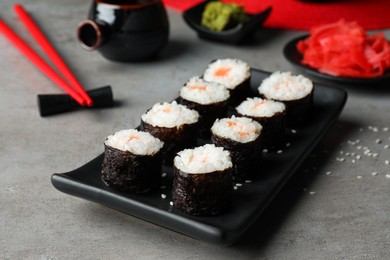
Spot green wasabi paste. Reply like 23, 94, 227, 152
201, 1, 249, 32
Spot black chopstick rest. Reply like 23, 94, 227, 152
38, 85, 113, 116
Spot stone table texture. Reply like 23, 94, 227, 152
0, 0, 389, 259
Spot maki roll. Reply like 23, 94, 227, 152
141, 101, 199, 165
203, 58, 251, 105
211, 116, 262, 181
172, 144, 233, 215
236, 97, 286, 150
179, 76, 230, 138
101, 129, 164, 194
258, 71, 314, 125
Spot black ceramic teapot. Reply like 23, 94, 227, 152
77, 0, 169, 62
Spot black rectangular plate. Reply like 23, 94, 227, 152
51, 69, 347, 246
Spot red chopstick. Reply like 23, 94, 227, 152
14, 4, 93, 107
0, 18, 87, 106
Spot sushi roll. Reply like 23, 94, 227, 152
203, 58, 251, 105
141, 101, 199, 165
236, 97, 286, 150
101, 129, 164, 194
179, 76, 230, 138
258, 71, 314, 125
211, 116, 262, 181
172, 144, 233, 215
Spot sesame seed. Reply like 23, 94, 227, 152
376, 139, 382, 144
245, 180, 252, 183
326, 171, 332, 175
291, 129, 297, 134
233, 186, 238, 190
371, 172, 378, 176
383, 127, 389, 132
277, 150, 283, 154
373, 153, 379, 157
346, 152, 351, 156
235, 183, 242, 187
356, 155, 361, 160
357, 176, 363, 179
263, 149, 268, 153
309, 191, 316, 195
160, 185, 167, 189
386, 174, 390, 178
161, 194, 167, 199
352, 159, 356, 163
368, 126, 378, 132
161, 172, 167, 178
384, 145, 389, 149
385, 160, 389, 165
170, 201, 173, 206
286, 143, 291, 147
357, 146, 362, 150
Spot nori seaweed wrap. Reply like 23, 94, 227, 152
178, 97, 228, 138
236, 97, 287, 150
280, 91, 313, 125
258, 71, 314, 126
172, 144, 233, 215
203, 58, 251, 106
101, 129, 164, 194
141, 120, 199, 165
211, 116, 262, 181
179, 77, 230, 138
140, 101, 200, 165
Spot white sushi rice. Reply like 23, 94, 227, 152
141, 101, 199, 128
258, 71, 313, 101
236, 97, 286, 118
211, 116, 262, 143
105, 129, 164, 156
203, 58, 251, 90
180, 77, 230, 105
174, 144, 232, 174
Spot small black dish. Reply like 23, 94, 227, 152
284, 35, 390, 85
182, 1, 272, 45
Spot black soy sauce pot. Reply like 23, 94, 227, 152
77, 0, 169, 62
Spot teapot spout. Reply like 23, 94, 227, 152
77, 19, 109, 50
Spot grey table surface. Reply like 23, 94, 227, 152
1, 1, 389, 259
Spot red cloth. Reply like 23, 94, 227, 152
163, 0, 390, 30
162, 0, 204, 12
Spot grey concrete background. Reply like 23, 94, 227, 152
1, 0, 389, 259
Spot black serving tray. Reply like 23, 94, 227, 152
51, 68, 347, 245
